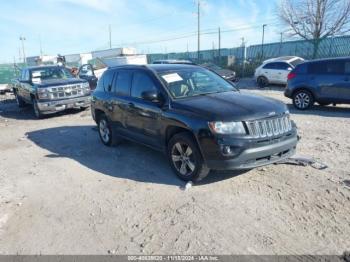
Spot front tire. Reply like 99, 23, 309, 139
293, 90, 314, 110
15, 93, 26, 108
98, 115, 121, 147
32, 98, 43, 119
257, 76, 268, 88
167, 132, 210, 182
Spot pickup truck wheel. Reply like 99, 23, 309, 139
32, 98, 43, 119
98, 115, 121, 146
15, 93, 26, 108
293, 90, 314, 110
168, 132, 210, 182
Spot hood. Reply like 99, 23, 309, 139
171, 91, 288, 122
214, 68, 235, 77
35, 78, 86, 88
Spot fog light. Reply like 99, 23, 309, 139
223, 146, 231, 155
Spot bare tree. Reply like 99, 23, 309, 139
278, 0, 350, 58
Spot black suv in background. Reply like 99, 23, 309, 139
285, 57, 350, 110
13, 66, 91, 118
91, 64, 298, 181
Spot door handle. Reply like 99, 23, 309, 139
128, 102, 135, 108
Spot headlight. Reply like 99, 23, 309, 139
209, 121, 246, 135
37, 88, 49, 99
82, 82, 90, 89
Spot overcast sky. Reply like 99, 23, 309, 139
0, 0, 284, 63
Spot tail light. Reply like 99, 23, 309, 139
287, 72, 296, 80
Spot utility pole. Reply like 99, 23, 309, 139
261, 24, 267, 60
39, 35, 43, 57
197, 0, 201, 63
218, 27, 221, 65
19, 36, 26, 64
241, 37, 245, 78
279, 32, 283, 56
109, 24, 112, 49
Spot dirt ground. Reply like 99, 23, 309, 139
0, 82, 349, 255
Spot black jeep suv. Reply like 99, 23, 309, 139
91, 64, 298, 181
13, 65, 91, 118
285, 57, 350, 110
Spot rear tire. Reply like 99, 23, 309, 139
167, 132, 210, 182
97, 115, 121, 147
293, 90, 314, 110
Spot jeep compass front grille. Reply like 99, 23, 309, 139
245, 115, 292, 138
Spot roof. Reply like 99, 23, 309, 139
263, 56, 304, 64
302, 56, 350, 64
146, 64, 199, 72
107, 64, 200, 72
25, 65, 62, 71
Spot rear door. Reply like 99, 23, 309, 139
109, 69, 133, 136
309, 60, 344, 102
124, 70, 163, 149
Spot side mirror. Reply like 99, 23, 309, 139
141, 90, 163, 103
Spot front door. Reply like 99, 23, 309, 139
124, 70, 163, 149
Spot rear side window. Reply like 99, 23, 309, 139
102, 70, 116, 92
131, 71, 157, 99
263, 63, 275, 69
309, 60, 345, 75
274, 62, 290, 70
345, 61, 350, 74
113, 70, 132, 96
308, 62, 327, 74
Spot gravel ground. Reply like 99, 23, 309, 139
0, 84, 349, 255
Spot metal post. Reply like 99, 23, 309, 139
279, 32, 283, 56
109, 24, 112, 49
241, 37, 245, 78
261, 24, 267, 59
218, 27, 221, 65
19, 36, 26, 64
197, 0, 201, 63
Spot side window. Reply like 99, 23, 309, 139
102, 70, 116, 92
275, 62, 290, 70
24, 70, 30, 81
20, 70, 26, 80
326, 61, 344, 75
113, 70, 132, 96
263, 63, 275, 69
345, 61, 350, 74
131, 71, 157, 99
308, 62, 327, 74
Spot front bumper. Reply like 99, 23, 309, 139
201, 131, 298, 170
37, 96, 91, 114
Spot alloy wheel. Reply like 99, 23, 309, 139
171, 142, 196, 176
99, 119, 110, 143
295, 92, 310, 109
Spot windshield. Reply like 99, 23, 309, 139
157, 67, 236, 99
30, 67, 74, 81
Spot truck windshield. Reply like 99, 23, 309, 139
157, 67, 236, 99
31, 67, 74, 81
